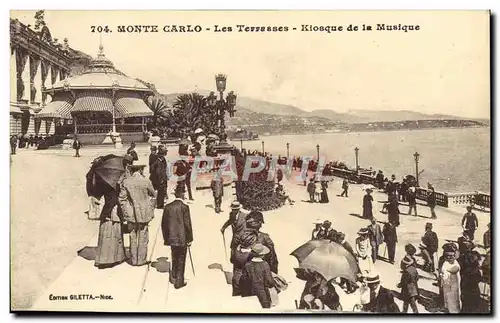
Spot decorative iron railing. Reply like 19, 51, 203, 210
448, 191, 491, 211
75, 124, 145, 134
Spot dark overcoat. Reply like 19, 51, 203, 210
161, 199, 193, 246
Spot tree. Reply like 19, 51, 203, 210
171, 93, 219, 135
146, 96, 170, 132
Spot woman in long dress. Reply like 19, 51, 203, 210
355, 228, 374, 276
363, 189, 374, 219
319, 181, 329, 203
440, 251, 461, 313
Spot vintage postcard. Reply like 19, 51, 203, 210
10, 10, 490, 314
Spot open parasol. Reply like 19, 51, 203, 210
86, 154, 128, 198
291, 240, 360, 282
207, 134, 220, 140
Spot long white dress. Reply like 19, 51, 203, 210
441, 260, 461, 313
356, 238, 375, 275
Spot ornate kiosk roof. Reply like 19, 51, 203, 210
38, 45, 154, 119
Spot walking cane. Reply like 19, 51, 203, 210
222, 232, 229, 264
188, 246, 196, 276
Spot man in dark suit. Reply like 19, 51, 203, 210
382, 221, 398, 264
399, 255, 419, 313
151, 146, 168, 209
126, 141, 139, 163
421, 222, 438, 271
148, 146, 157, 174
367, 218, 384, 263
363, 274, 400, 313
161, 186, 193, 289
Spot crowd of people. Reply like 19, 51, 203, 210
81, 138, 490, 313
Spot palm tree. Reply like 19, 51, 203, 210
173, 93, 206, 130
146, 96, 170, 128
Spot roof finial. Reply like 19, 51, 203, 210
98, 34, 104, 55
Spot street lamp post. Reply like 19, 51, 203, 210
286, 142, 290, 159
261, 141, 265, 154
414, 152, 420, 187
240, 139, 243, 150
316, 144, 320, 160
354, 147, 359, 170
211, 74, 237, 154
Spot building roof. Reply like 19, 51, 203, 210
45, 45, 152, 92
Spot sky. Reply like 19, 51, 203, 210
10, 10, 490, 118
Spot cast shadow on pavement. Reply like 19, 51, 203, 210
208, 263, 233, 285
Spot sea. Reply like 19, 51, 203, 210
232, 127, 491, 194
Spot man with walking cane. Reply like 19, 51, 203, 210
162, 186, 194, 289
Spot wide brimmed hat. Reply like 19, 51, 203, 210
230, 201, 241, 209
365, 273, 380, 284
442, 242, 458, 252
401, 255, 414, 266
251, 243, 270, 256
246, 211, 265, 224
358, 228, 369, 235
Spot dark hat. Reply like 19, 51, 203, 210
130, 164, 146, 172
466, 205, 473, 211
323, 220, 332, 227
251, 243, 270, 256
405, 244, 417, 255
442, 242, 457, 252
246, 211, 264, 224
357, 228, 369, 235
425, 222, 433, 229
365, 273, 380, 284
402, 255, 414, 266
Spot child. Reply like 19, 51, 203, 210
240, 243, 276, 308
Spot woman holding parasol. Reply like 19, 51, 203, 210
89, 155, 133, 269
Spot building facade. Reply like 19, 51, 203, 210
9, 14, 92, 136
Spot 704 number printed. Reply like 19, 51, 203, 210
91, 26, 112, 33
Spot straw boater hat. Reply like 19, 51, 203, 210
230, 201, 241, 210
401, 255, 414, 266
358, 228, 369, 235
365, 273, 380, 285
251, 243, 270, 256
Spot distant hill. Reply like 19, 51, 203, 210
159, 92, 488, 128
343, 109, 469, 123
